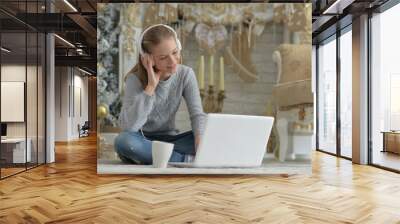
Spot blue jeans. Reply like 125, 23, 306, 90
114, 130, 196, 165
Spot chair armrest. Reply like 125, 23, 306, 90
272, 50, 282, 83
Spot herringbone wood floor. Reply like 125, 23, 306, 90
1, 135, 400, 224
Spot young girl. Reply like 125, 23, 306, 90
114, 24, 206, 165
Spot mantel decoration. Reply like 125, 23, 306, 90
197, 55, 226, 113
180, 4, 273, 83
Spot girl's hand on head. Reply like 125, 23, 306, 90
141, 53, 160, 94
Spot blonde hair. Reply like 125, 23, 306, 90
125, 25, 182, 89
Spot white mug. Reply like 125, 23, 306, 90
152, 141, 174, 168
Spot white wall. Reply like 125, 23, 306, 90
55, 66, 68, 141
1, 65, 26, 140
54, 67, 89, 141
1, 65, 26, 82
1, 65, 40, 137
1, 64, 46, 163
72, 74, 89, 138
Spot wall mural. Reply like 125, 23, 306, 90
97, 3, 313, 170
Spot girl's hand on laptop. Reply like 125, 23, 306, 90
195, 134, 201, 152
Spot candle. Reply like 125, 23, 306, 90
198, 55, 205, 89
209, 55, 214, 86
219, 56, 224, 91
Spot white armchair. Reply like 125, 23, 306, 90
272, 44, 313, 161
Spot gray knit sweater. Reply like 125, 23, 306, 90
119, 64, 206, 136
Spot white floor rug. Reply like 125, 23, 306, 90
97, 157, 311, 175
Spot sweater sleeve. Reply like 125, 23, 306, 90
182, 68, 207, 136
119, 75, 156, 132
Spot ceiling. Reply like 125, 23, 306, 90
0, 0, 97, 75
312, 0, 390, 44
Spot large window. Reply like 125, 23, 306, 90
340, 28, 352, 158
317, 25, 353, 159
318, 36, 337, 154
371, 3, 400, 171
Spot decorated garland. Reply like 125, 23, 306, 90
97, 4, 121, 127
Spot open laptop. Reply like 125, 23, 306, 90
169, 113, 274, 168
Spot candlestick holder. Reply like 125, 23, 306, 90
200, 85, 225, 113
